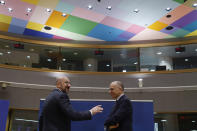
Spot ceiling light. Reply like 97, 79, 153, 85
150, 69, 155, 72
48, 50, 53, 53
134, 62, 138, 65
27, 8, 32, 12
106, 64, 110, 67
46, 8, 51, 12
156, 52, 162, 55
73, 52, 78, 55
27, 56, 30, 59
44, 26, 52, 30
165, 7, 171, 11
62, 58, 66, 61
166, 14, 171, 18
185, 58, 188, 62
192, 121, 196, 123
161, 120, 167, 122
88, 5, 93, 9
193, 3, 197, 7
30, 48, 34, 52
8, 8, 13, 12
0, 0, 5, 5
195, 49, 197, 52
133, 9, 139, 13
7, 51, 11, 54
88, 64, 92, 67
138, 78, 143, 81
47, 58, 52, 62
122, 70, 127, 72
62, 13, 66, 17
107, 6, 112, 10
166, 26, 173, 30
0, 52, 3, 55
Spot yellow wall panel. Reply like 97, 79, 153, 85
186, 30, 197, 37
45, 11, 69, 28
0, 14, 12, 24
0, 22, 9, 32
148, 21, 168, 31
26, 21, 44, 31
21, 0, 40, 5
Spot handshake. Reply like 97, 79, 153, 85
89, 105, 104, 115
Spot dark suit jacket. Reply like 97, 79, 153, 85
104, 95, 133, 131
39, 89, 92, 131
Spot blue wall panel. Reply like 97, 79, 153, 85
0, 100, 9, 131
39, 100, 154, 131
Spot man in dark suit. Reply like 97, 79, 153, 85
104, 81, 132, 131
39, 76, 103, 131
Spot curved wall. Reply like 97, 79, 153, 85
0, 66, 197, 112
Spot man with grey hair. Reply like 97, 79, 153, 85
104, 81, 133, 131
39, 76, 103, 131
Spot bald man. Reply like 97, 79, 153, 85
104, 81, 133, 131
39, 76, 103, 131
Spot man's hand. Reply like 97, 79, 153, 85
90, 105, 103, 115
109, 123, 119, 130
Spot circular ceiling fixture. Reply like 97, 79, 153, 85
166, 26, 173, 30
44, 26, 52, 30
166, 14, 171, 18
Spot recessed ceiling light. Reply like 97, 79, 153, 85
8, 8, 13, 12
150, 69, 155, 72
47, 58, 52, 62
165, 7, 171, 11
166, 26, 173, 30
0, 0, 5, 5
27, 8, 32, 12
107, 6, 112, 10
134, 62, 138, 65
30, 48, 34, 52
161, 120, 167, 122
185, 58, 188, 62
193, 3, 197, 7
106, 64, 110, 67
88, 64, 92, 67
195, 49, 197, 52
46, 8, 51, 12
133, 9, 139, 13
27, 56, 30, 59
166, 14, 171, 18
7, 51, 11, 54
62, 58, 66, 61
62, 13, 66, 17
138, 78, 143, 81
73, 52, 78, 55
156, 52, 162, 55
44, 26, 52, 30
0, 52, 3, 55
88, 5, 93, 9
48, 50, 53, 53
122, 69, 127, 72
192, 121, 196, 123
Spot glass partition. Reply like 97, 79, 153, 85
140, 44, 197, 72
9, 109, 39, 131
0, 37, 197, 72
